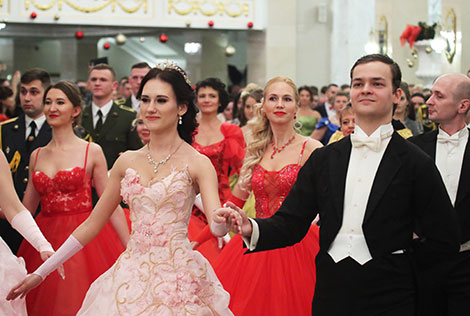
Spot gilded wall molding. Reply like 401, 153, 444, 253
25, 0, 147, 14
168, 0, 249, 18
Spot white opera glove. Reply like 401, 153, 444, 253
195, 193, 229, 237
34, 235, 83, 280
10, 210, 53, 253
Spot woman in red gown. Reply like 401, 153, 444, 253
214, 77, 322, 316
189, 78, 245, 264
16, 81, 129, 316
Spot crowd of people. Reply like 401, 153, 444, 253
0, 54, 469, 316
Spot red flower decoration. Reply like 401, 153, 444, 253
400, 24, 422, 48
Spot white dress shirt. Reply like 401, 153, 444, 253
24, 115, 46, 140
92, 100, 113, 128
131, 94, 140, 112
325, 101, 336, 118
435, 127, 468, 206
327, 123, 393, 265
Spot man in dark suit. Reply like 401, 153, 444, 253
313, 83, 338, 118
224, 54, 460, 316
124, 62, 151, 112
82, 63, 142, 169
409, 73, 470, 316
0, 68, 52, 253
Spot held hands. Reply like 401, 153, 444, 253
6, 274, 43, 301
40, 251, 65, 280
213, 202, 253, 237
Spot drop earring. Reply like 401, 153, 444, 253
178, 115, 183, 125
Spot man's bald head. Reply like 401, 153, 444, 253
436, 73, 470, 103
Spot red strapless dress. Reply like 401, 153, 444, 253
214, 163, 320, 316
17, 148, 124, 316
189, 123, 245, 264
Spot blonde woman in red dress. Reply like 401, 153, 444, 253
214, 77, 322, 316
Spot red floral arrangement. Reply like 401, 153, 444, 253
400, 22, 437, 48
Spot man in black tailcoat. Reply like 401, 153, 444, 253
225, 54, 460, 316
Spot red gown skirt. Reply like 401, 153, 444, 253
214, 225, 320, 316
17, 211, 124, 316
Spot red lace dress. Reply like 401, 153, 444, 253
214, 141, 320, 316
17, 144, 124, 316
188, 123, 245, 264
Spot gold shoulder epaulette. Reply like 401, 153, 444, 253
119, 105, 136, 113
397, 128, 413, 139
114, 98, 126, 105
0, 117, 18, 126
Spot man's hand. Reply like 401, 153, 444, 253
223, 201, 253, 237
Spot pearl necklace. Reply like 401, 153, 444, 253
147, 141, 184, 174
270, 134, 296, 159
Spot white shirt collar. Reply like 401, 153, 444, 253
438, 126, 469, 140
354, 123, 394, 139
25, 114, 46, 131
131, 94, 140, 112
92, 99, 114, 120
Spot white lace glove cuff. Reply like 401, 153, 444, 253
34, 235, 83, 280
194, 193, 203, 211
11, 210, 53, 253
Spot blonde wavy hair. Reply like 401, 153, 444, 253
239, 76, 299, 189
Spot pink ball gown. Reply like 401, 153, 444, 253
17, 144, 124, 316
77, 167, 233, 315
214, 140, 320, 316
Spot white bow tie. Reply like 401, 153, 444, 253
350, 135, 381, 152
350, 129, 393, 152
437, 133, 461, 147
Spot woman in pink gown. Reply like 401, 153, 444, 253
16, 81, 129, 316
189, 78, 245, 264
8, 65, 233, 315
214, 77, 323, 316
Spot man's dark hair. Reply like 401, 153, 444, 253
89, 63, 116, 81
320, 86, 328, 94
20, 68, 51, 90
327, 83, 338, 91
131, 62, 151, 70
309, 86, 319, 95
411, 92, 426, 101
341, 84, 350, 90
350, 54, 402, 92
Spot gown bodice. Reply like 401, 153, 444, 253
251, 164, 301, 219
120, 167, 196, 252
32, 167, 92, 216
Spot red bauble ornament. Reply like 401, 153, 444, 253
208, 20, 214, 27
75, 30, 84, 39
247, 22, 254, 28
103, 43, 110, 50
30, 12, 37, 19
159, 34, 168, 43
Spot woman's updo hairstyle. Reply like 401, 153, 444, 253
43, 80, 83, 127
136, 64, 198, 144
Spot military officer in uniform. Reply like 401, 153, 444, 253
81, 63, 142, 170
0, 68, 52, 253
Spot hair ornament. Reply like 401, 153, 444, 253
155, 61, 192, 87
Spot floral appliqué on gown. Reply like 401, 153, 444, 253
77, 168, 233, 316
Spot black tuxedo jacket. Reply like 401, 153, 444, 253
409, 130, 470, 244
81, 102, 142, 169
254, 132, 460, 258
313, 103, 328, 118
